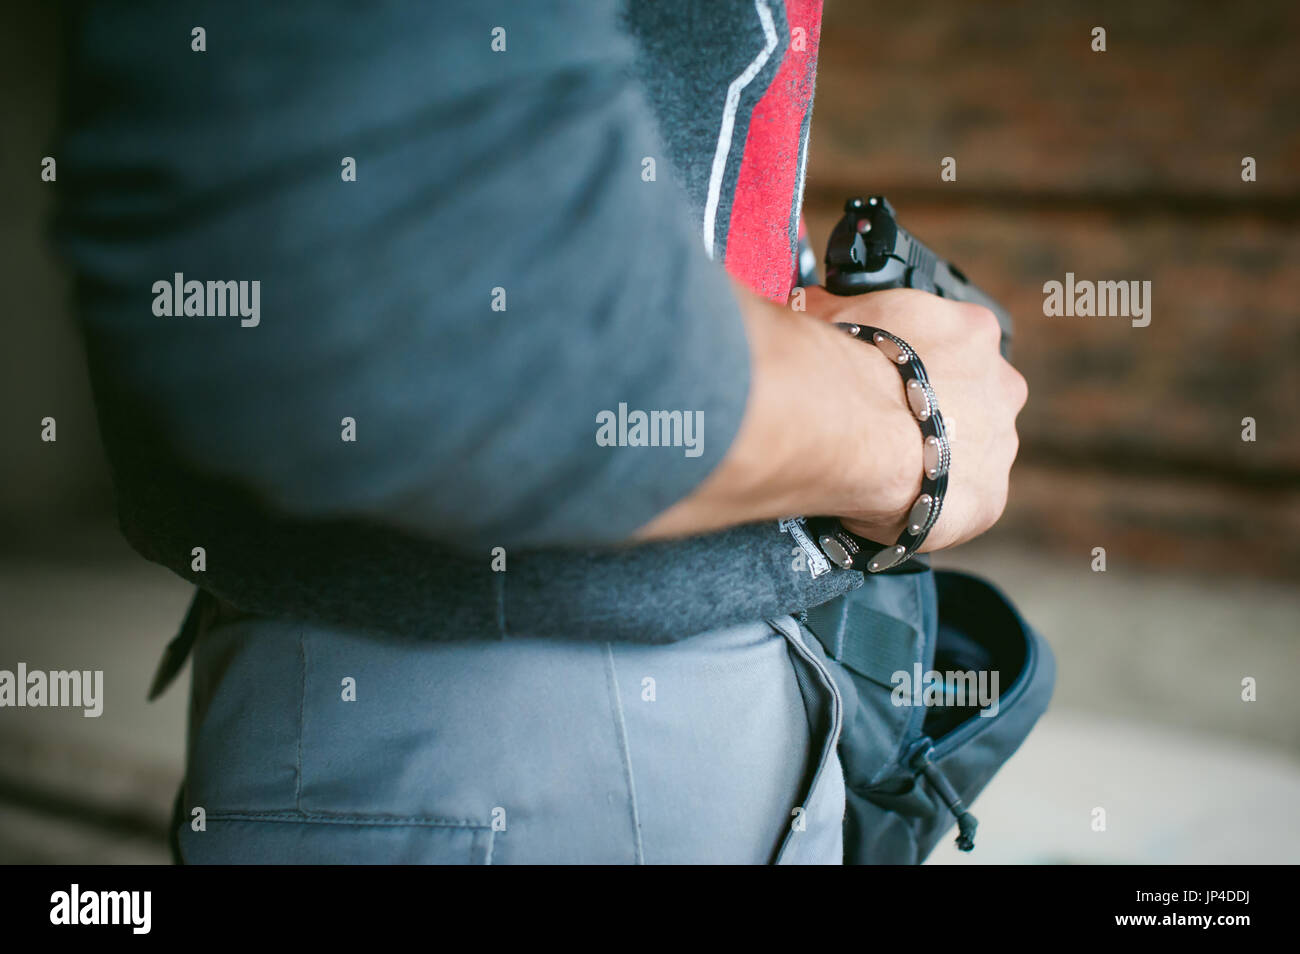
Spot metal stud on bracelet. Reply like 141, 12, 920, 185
810, 324, 950, 574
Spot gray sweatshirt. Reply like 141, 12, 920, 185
55, 0, 861, 642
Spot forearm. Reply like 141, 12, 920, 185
58, 1, 764, 552
636, 280, 919, 541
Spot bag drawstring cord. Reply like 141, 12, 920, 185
909, 741, 979, 851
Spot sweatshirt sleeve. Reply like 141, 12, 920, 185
54, 0, 751, 550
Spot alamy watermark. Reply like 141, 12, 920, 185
1042, 273, 1151, 327
50, 884, 150, 934
152, 273, 260, 327
891, 663, 1000, 718
0, 664, 103, 717
596, 403, 704, 458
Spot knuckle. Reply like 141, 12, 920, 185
965, 304, 1000, 339
1007, 366, 1029, 405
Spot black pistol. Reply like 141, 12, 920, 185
821, 196, 1013, 359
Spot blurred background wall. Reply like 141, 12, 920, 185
1, 0, 1297, 863
805, 0, 1300, 581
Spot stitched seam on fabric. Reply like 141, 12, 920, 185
788, 638, 819, 738
773, 616, 819, 737
603, 643, 645, 864
767, 615, 844, 864
909, 573, 922, 632
901, 571, 932, 743
495, 572, 507, 638
203, 809, 491, 828
295, 629, 305, 811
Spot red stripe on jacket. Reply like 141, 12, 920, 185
724, 0, 822, 303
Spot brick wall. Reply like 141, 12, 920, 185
803, 0, 1300, 579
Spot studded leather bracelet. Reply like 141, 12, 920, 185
806, 323, 950, 574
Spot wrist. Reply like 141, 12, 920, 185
823, 324, 922, 529
634, 284, 920, 541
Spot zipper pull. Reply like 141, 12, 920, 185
908, 740, 979, 852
